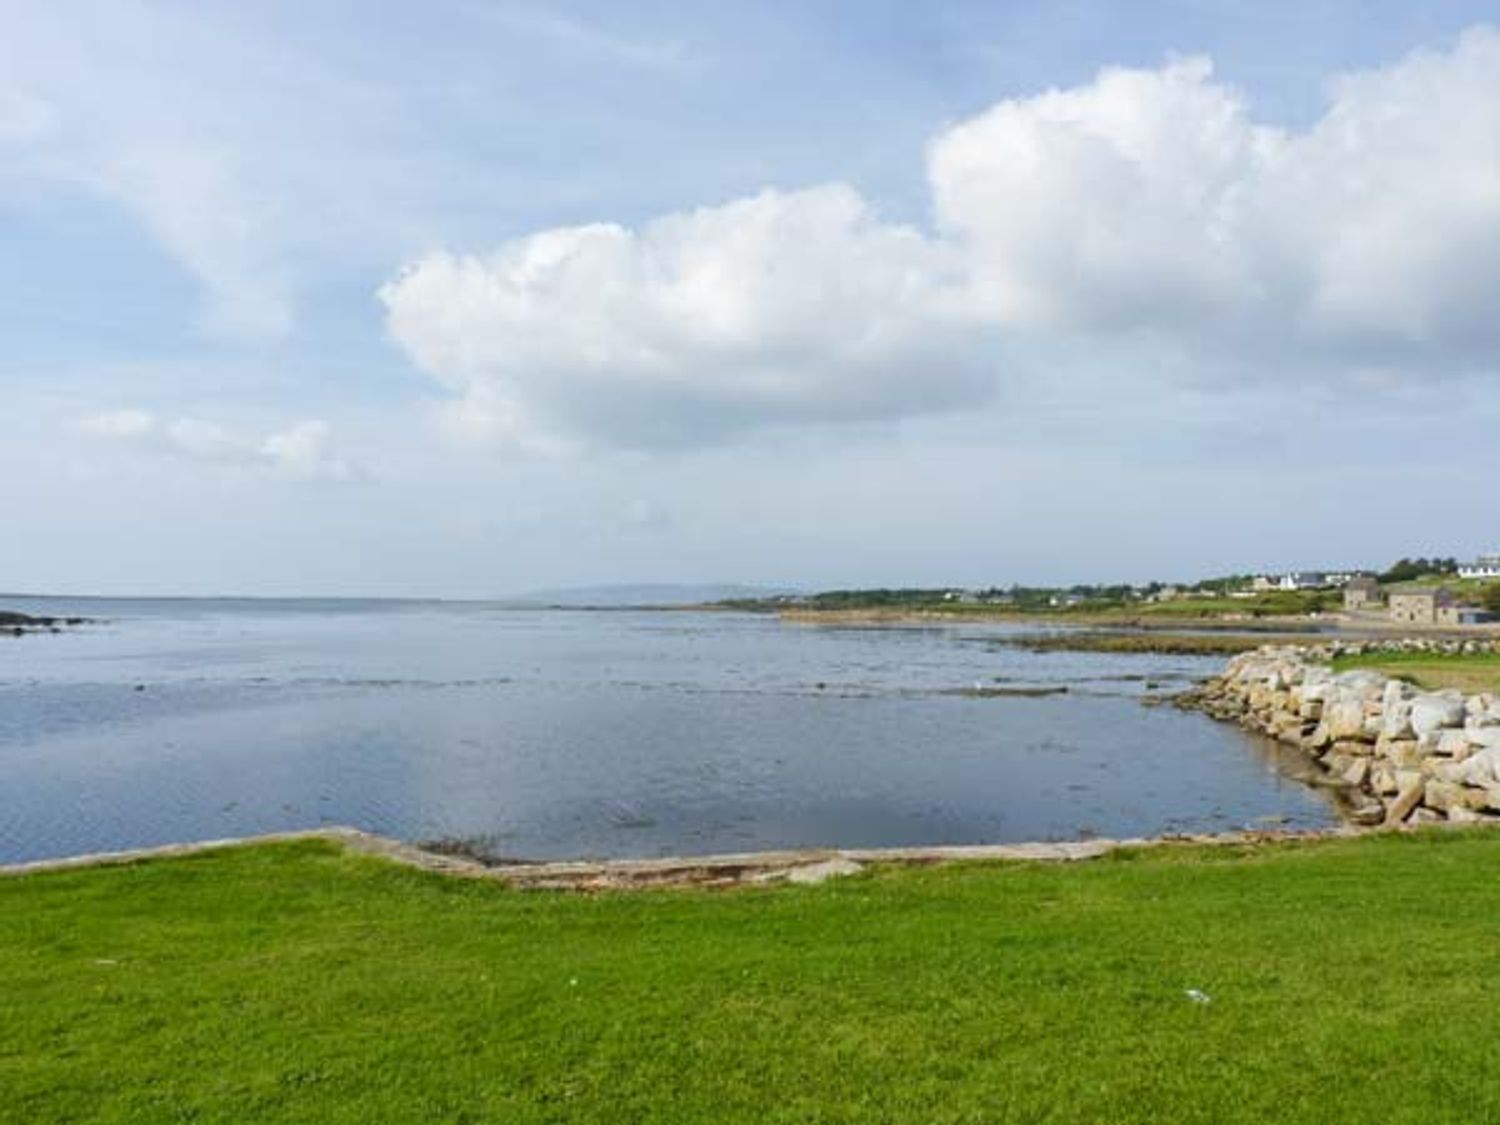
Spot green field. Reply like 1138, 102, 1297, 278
7, 832, 1500, 1122
1331, 649, 1500, 694
1013, 630, 1317, 655
776, 589, 1333, 626
1121, 591, 1335, 618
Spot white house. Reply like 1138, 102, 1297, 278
1458, 554, 1500, 580
1278, 572, 1328, 591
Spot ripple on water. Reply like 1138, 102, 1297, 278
0, 607, 1338, 864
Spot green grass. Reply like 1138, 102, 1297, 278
8, 834, 1500, 1122
1126, 591, 1335, 618
1014, 631, 1315, 655
779, 592, 1330, 626
1331, 650, 1500, 694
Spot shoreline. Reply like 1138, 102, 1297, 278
0, 822, 1377, 890
776, 607, 1329, 630
776, 605, 1500, 635
1179, 638, 1500, 829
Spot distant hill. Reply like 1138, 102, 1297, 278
505, 584, 799, 608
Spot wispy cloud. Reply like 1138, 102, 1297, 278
77, 409, 364, 481
475, 5, 695, 72
0, 2, 461, 343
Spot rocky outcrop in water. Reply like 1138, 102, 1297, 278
0, 610, 89, 636
1180, 639, 1500, 827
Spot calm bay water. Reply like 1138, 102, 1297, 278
0, 599, 1336, 863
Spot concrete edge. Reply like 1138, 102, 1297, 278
0, 822, 1377, 889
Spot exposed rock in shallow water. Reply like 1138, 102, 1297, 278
1, 610, 91, 635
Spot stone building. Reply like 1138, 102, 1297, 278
1343, 576, 1381, 610
1389, 587, 1455, 625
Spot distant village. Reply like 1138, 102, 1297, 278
1254, 555, 1500, 626
748, 552, 1500, 626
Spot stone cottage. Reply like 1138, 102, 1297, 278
1388, 587, 1456, 625
1343, 576, 1381, 610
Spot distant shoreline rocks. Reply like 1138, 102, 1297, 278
1, 610, 91, 636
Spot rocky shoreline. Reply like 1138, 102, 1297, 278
1179, 639, 1500, 827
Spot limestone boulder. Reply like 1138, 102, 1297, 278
1303, 726, 1332, 754
1430, 760, 1467, 783
1336, 669, 1388, 701
1324, 699, 1370, 742
1299, 676, 1334, 704
1384, 777, 1425, 825
1424, 780, 1492, 813
1411, 692, 1468, 738
1467, 727, 1500, 752
1381, 700, 1415, 740
1383, 679, 1414, 714
1370, 763, 1398, 796
1453, 747, 1500, 787
1436, 729, 1479, 759
1381, 739, 1423, 768
1464, 695, 1499, 724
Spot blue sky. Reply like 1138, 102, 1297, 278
4, 1, 1499, 596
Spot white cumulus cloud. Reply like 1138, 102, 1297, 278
381, 184, 985, 451
928, 55, 1276, 330
382, 27, 1500, 453
930, 27, 1500, 361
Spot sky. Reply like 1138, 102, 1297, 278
4, 0, 1499, 597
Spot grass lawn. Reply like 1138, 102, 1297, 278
6, 833, 1500, 1123
1331, 649, 1500, 694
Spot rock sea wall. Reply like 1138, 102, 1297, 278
1182, 639, 1500, 827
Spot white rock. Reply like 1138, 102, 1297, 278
1300, 677, 1334, 704
1383, 680, 1412, 711
1469, 728, 1500, 752
1381, 700, 1415, 740
1411, 692, 1468, 738
1336, 670, 1388, 699
1454, 747, 1500, 787
785, 858, 864, 885
1324, 700, 1369, 742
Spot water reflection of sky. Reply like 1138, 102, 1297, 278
0, 605, 1337, 863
